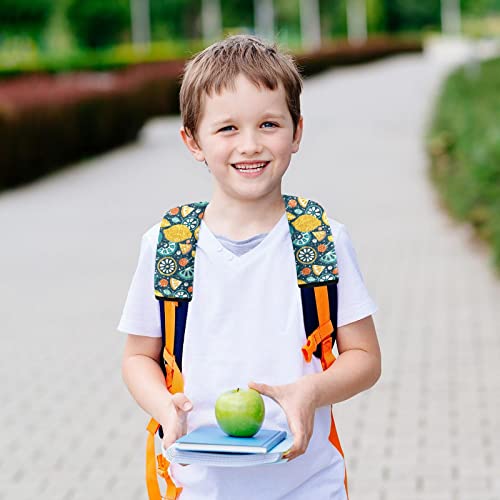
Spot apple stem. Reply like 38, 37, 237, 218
236, 388, 240, 392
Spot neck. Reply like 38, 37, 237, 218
203, 187, 286, 239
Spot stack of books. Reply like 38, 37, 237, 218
163, 425, 292, 467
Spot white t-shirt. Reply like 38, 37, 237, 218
118, 211, 377, 500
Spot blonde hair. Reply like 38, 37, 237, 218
179, 34, 303, 141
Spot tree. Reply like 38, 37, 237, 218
221, 0, 253, 31
254, 0, 275, 41
150, 0, 201, 40
67, 0, 130, 49
300, 0, 321, 49
383, 0, 441, 32
0, 0, 53, 39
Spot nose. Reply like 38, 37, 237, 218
237, 129, 263, 156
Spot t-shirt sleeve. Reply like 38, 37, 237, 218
117, 229, 162, 337
335, 224, 378, 327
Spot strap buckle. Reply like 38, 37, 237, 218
157, 454, 168, 477
301, 320, 334, 362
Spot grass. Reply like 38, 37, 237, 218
427, 55, 500, 275
0, 39, 205, 77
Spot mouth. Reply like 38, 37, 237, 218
231, 161, 270, 172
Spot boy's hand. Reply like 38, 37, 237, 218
248, 378, 316, 461
161, 393, 193, 450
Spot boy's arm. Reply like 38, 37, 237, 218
305, 314, 381, 407
249, 315, 380, 460
121, 334, 193, 445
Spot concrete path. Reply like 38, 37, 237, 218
1, 39, 499, 500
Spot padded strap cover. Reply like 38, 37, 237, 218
154, 195, 339, 301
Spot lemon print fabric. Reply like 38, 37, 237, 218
155, 201, 208, 301
154, 195, 339, 301
283, 194, 339, 286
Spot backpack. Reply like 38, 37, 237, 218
145, 194, 347, 499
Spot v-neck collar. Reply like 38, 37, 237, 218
199, 212, 288, 264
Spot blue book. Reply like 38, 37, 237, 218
175, 425, 287, 454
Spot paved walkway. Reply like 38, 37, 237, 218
1, 39, 499, 500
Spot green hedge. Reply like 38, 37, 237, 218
428, 57, 500, 274
0, 37, 421, 191
0, 61, 183, 189
0, 41, 204, 79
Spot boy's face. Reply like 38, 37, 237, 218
181, 74, 303, 203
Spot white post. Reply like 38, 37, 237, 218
202, 0, 223, 42
299, 0, 321, 50
441, 0, 462, 36
254, 0, 274, 42
346, 0, 367, 44
130, 0, 151, 49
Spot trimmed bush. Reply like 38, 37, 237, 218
428, 57, 500, 274
0, 60, 183, 189
295, 36, 421, 75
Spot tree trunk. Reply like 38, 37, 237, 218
441, 0, 461, 36
130, 0, 151, 49
202, 0, 223, 42
299, 0, 321, 50
347, 0, 367, 44
254, 0, 274, 42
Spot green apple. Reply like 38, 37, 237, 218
215, 388, 265, 437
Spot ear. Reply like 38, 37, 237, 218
291, 116, 303, 154
180, 127, 205, 162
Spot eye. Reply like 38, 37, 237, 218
261, 121, 278, 128
218, 125, 235, 132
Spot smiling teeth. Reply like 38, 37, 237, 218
234, 162, 268, 170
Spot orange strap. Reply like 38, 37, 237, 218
302, 286, 349, 497
301, 319, 333, 362
163, 348, 184, 394
301, 286, 335, 363
145, 301, 183, 500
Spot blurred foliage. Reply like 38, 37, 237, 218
384, 0, 440, 31
0, 0, 499, 74
1, 0, 500, 57
462, 0, 500, 16
66, 0, 131, 49
0, 0, 53, 40
428, 57, 500, 273
0, 40, 205, 78
150, 0, 201, 40
221, 0, 253, 28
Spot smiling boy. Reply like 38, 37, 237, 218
119, 35, 381, 499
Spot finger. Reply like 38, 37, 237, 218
171, 393, 193, 412
282, 439, 305, 461
248, 381, 277, 399
282, 427, 309, 461
162, 430, 178, 449
282, 437, 299, 461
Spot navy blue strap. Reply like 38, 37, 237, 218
300, 283, 338, 359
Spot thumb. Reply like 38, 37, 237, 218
248, 381, 276, 399
171, 393, 193, 412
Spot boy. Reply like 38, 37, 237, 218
119, 35, 381, 499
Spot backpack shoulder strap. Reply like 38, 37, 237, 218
283, 194, 339, 287
147, 201, 207, 500
283, 195, 339, 362
285, 195, 346, 492
154, 201, 208, 302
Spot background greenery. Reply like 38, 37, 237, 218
428, 57, 500, 273
1, 0, 499, 274
1, 0, 499, 76
2, 0, 500, 52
